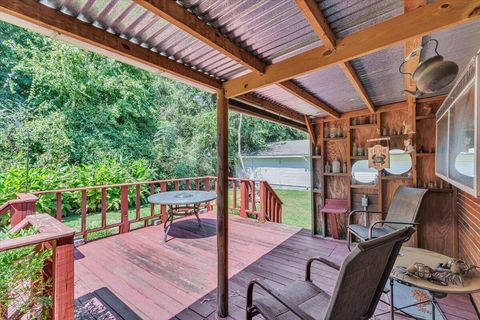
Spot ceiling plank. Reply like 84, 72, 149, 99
238, 94, 305, 123
133, 0, 265, 75
224, 0, 480, 97
0, 0, 222, 90
278, 81, 340, 118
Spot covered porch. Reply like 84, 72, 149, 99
1, 0, 480, 319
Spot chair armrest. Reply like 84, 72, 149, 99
368, 221, 419, 239
347, 210, 385, 225
306, 257, 340, 282
246, 280, 315, 320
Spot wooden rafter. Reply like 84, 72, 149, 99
279, 81, 340, 118
238, 94, 305, 123
133, 0, 265, 75
224, 0, 480, 97
296, 0, 375, 113
0, 0, 221, 90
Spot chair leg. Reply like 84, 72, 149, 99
347, 229, 352, 251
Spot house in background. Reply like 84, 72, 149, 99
237, 140, 311, 190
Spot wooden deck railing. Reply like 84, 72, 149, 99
1, 176, 282, 243
0, 213, 75, 320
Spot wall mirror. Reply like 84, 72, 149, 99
351, 160, 378, 185
384, 149, 412, 175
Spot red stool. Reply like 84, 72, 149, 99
320, 199, 348, 239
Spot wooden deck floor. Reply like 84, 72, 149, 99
73, 212, 478, 320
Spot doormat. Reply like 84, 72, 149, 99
75, 287, 142, 320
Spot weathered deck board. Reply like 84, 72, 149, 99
74, 212, 478, 320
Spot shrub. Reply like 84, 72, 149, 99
0, 227, 52, 319
0, 158, 153, 216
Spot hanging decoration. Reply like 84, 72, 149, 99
367, 137, 391, 171
399, 39, 458, 97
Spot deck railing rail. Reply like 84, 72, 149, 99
0, 213, 75, 320
1, 176, 282, 243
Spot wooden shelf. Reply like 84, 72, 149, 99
350, 156, 367, 160
380, 134, 411, 139
381, 175, 413, 180
312, 190, 322, 194
416, 114, 435, 121
324, 137, 347, 142
416, 153, 435, 157
324, 173, 349, 177
311, 155, 322, 159
350, 185, 378, 190
426, 188, 453, 193
350, 123, 377, 129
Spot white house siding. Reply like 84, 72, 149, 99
239, 157, 311, 190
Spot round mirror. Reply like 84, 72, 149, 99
384, 149, 412, 175
351, 160, 377, 184
455, 148, 474, 177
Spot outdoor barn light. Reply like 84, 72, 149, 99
399, 39, 459, 97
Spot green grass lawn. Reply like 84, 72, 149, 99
61, 188, 312, 240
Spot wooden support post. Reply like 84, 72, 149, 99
81, 190, 87, 242
239, 181, 248, 218
120, 186, 130, 233
56, 192, 62, 221
52, 235, 74, 320
101, 188, 107, 228
259, 182, 267, 223
9, 193, 38, 226
160, 182, 167, 223
216, 87, 229, 318
204, 177, 212, 211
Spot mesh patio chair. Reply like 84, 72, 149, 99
246, 226, 415, 320
347, 186, 427, 251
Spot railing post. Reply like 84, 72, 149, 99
52, 235, 74, 320
204, 177, 212, 211
160, 182, 167, 223
9, 193, 38, 226
120, 186, 130, 233
259, 182, 267, 223
240, 181, 248, 218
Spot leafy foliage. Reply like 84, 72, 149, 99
0, 20, 305, 195
0, 227, 52, 319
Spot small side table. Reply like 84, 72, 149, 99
320, 199, 348, 239
383, 247, 480, 320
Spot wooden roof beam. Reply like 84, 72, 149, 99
133, 0, 265, 75
278, 81, 340, 118
238, 94, 305, 124
224, 0, 480, 97
229, 99, 308, 132
0, 0, 221, 90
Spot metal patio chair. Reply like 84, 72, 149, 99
246, 226, 415, 320
347, 186, 427, 251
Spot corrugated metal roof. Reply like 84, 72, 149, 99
293, 65, 365, 113
32, 0, 480, 120
244, 139, 310, 157
350, 44, 406, 106
253, 85, 328, 117
318, 0, 403, 38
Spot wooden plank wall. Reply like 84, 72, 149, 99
457, 190, 480, 306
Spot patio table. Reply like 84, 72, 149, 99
148, 190, 216, 242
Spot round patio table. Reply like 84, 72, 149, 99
147, 190, 216, 242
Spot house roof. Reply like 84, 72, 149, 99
243, 139, 310, 158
